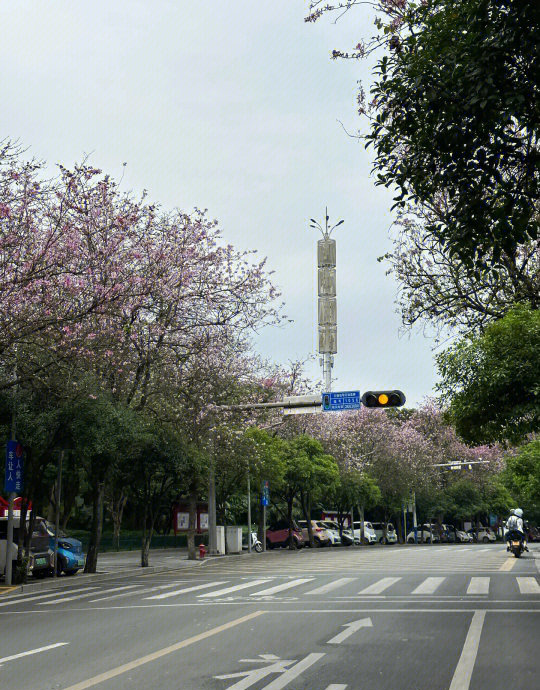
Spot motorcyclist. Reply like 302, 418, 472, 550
505, 508, 529, 552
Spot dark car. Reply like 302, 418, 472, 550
266, 519, 304, 550
526, 525, 539, 542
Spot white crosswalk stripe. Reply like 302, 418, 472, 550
0, 586, 101, 608
516, 577, 540, 594
304, 577, 356, 595
249, 578, 314, 596
145, 581, 229, 600
198, 579, 271, 598
39, 584, 141, 605
411, 577, 446, 594
358, 577, 401, 595
90, 581, 187, 602
467, 577, 490, 594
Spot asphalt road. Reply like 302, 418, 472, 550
0, 543, 538, 690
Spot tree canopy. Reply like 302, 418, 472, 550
437, 304, 540, 444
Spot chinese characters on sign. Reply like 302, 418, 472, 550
4, 440, 23, 493
261, 480, 269, 507
322, 391, 361, 412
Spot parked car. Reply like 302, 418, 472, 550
406, 524, 441, 543
467, 527, 496, 543
0, 516, 53, 579
319, 520, 354, 546
455, 528, 473, 543
297, 520, 331, 547
43, 520, 85, 575
351, 521, 377, 545
265, 519, 304, 549
371, 522, 398, 544
442, 524, 457, 543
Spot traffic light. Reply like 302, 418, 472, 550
361, 390, 406, 408
322, 394, 331, 410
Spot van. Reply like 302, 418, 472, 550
0, 517, 53, 579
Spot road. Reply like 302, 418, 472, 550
0, 543, 538, 690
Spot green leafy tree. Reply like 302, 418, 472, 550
437, 305, 540, 444
504, 441, 540, 523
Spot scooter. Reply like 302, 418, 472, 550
243, 532, 263, 553
507, 530, 525, 558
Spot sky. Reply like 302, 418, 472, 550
0, 0, 439, 406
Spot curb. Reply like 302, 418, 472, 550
2, 550, 254, 596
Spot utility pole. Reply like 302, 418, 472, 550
310, 209, 343, 392
246, 466, 251, 554
53, 450, 64, 577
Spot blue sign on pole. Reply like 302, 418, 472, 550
261, 480, 269, 507
5, 440, 23, 493
322, 391, 361, 412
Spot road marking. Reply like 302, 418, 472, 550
516, 577, 540, 594
263, 652, 325, 690
304, 577, 356, 595
145, 581, 229, 600
198, 579, 270, 598
0, 586, 100, 607
327, 617, 373, 644
249, 578, 314, 596
62, 610, 265, 690
0, 586, 18, 596
499, 557, 517, 571
466, 577, 490, 595
412, 577, 445, 594
39, 584, 140, 605
358, 577, 401, 595
325, 686, 347, 689
0, 642, 69, 665
90, 582, 186, 602
449, 611, 486, 690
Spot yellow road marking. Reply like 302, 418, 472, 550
0, 586, 19, 596
499, 558, 517, 571
63, 609, 265, 690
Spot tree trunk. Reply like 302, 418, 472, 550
84, 481, 105, 574
359, 505, 365, 545
287, 497, 296, 549
187, 492, 197, 560
111, 493, 127, 551
300, 491, 314, 547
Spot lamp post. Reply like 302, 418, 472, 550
310, 209, 343, 392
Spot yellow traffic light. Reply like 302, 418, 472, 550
361, 390, 406, 408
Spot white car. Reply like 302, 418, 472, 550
371, 521, 398, 544
351, 520, 377, 544
468, 527, 496, 543
456, 529, 473, 543
317, 520, 341, 545
406, 524, 441, 543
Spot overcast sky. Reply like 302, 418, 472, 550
1, 0, 438, 406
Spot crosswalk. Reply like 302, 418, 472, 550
1, 574, 539, 609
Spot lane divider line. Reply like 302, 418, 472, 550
0, 642, 69, 665
448, 611, 486, 690
61, 611, 265, 690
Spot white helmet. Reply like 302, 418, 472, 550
514, 508, 523, 518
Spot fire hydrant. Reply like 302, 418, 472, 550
199, 543, 206, 560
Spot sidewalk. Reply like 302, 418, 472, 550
1, 547, 251, 596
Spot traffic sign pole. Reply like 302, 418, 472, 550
5, 492, 14, 585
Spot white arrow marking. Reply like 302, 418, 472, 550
327, 618, 373, 644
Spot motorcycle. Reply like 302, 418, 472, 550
507, 530, 524, 558
243, 531, 263, 552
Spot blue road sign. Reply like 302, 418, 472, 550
261, 480, 269, 506
322, 391, 361, 412
5, 440, 23, 493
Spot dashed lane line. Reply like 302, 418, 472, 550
0, 642, 69, 666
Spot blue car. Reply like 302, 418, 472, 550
43, 520, 86, 575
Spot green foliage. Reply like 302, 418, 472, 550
504, 441, 540, 519
366, 0, 540, 269
437, 305, 540, 444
